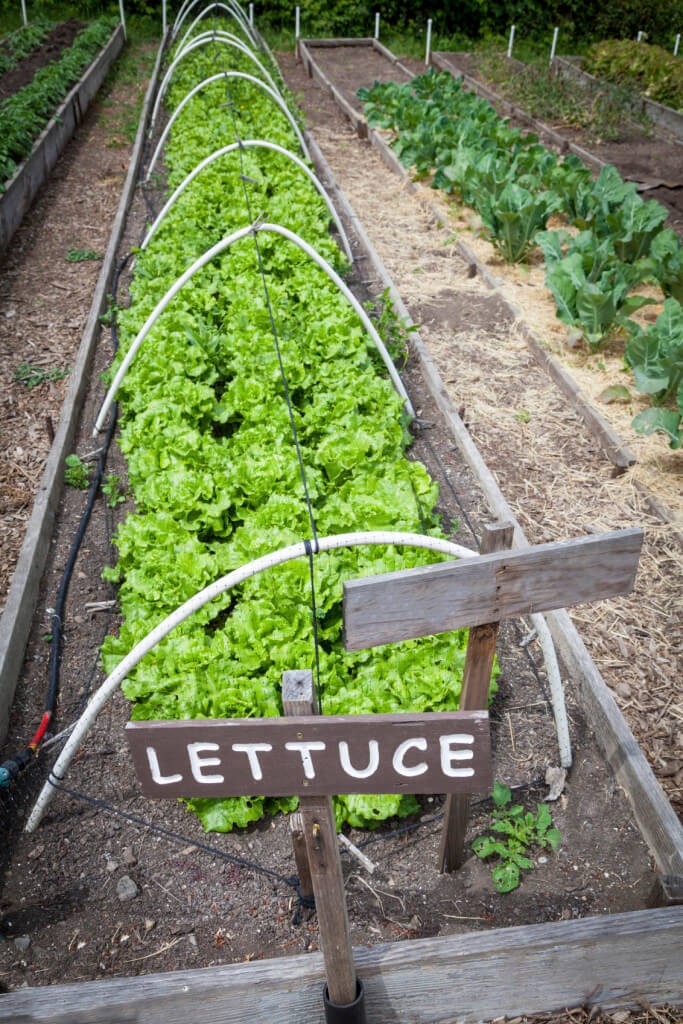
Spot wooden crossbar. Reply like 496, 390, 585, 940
343, 528, 643, 651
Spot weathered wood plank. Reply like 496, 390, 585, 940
439, 523, 513, 872
344, 528, 643, 650
546, 608, 683, 878
1, 907, 680, 1023
282, 671, 357, 1007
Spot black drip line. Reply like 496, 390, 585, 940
219, 68, 324, 713
45, 775, 315, 923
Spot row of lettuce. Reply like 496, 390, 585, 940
0, 17, 117, 190
359, 71, 683, 449
583, 39, 683, 113
101, 28, 481, 832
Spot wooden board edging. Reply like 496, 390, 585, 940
0, 36, 166, 745
299, 41, 636, 471
300, 119, 683, 878
0, 24, 125, 252
0, 906, 680, 1023
552, 55, 683, 141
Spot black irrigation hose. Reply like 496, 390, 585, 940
45, 776, 315, 921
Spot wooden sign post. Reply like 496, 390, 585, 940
343, 525, 643, 871
126, 675, 493, 1019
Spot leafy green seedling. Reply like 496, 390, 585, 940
472, 781, 561, 893
101, 473, 126, 507
514, 409, 531, 423
13, 362, 69, 389
66, 247, 103, 262
64, 454, 89, 490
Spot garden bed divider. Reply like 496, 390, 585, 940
0, 23, 126, 253
297, 38, 637, 471
298, 121, 683, 886
552, 56, 683, 143
0, 34, 166, 745
0, 906, 680, 1022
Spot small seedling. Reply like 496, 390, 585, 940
66, 247, 103, 262
366, 287, 418, 366
514, 409, 531, 423
13, 362, 69, 389
472, 781, 561, 893
64, 454, 90, 490
101, 473, 126, 507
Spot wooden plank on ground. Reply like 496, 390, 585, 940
1, 906, 680, 1023
344, 528, 643, 650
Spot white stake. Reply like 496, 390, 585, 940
118, 0, 127, 40
675, 34, 681, 56
162, 0, 167, 37
249, 3, 254, 27
425, 18, 432, 67
637, 30, 644, 42
549, 25, 558, 65
295, 5, 300, 38
507, 24, 515, 59
374, 12, 380, 40
20, 0, 28, 26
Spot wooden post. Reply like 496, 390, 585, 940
439, 522, 514, 872
290, 811, 314, 908
282, 670, 357, 1007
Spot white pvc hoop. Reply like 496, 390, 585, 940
176, 9, 253, 54
174, 0, 254, 45
141, 139, 353, 264
146, 71, 309, 181
95, 221, 411, 434
25, 530, 474, 832
150, 33, 282, 131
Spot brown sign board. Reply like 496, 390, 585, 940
126, 711, 492, 799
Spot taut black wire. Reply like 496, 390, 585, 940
217, 60, 324, 710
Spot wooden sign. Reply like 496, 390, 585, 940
343, 528, 643, 650
126, 711, 492, 798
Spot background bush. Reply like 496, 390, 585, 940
1, 0, 682, 47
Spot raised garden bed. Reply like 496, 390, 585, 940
0, 25, 681, 1024
0, 20, 125, 252
552, 55, 683, 141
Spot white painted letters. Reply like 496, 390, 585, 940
338, 740, 380, 779
187, 742, 224, 784
146, 746, 183, 785
392, 737, 428, 777
232, 743, 273, 781
285, 740, 326, 779
440, 733, 475, 777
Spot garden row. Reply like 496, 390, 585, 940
0, 15, 116, 190
582, 38, 683, 113
0, 17, 52, 78
102, 21, 490, 833
359, 69, 683, 449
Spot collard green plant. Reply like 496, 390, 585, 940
472, 781, 561, 893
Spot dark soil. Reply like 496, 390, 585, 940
0, 20, 85, 102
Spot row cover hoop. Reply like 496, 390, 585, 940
26, 530, 477, 832
146, 71, 310, 180
176, 5, 256, 53
174, 0, 255, 47
95, 221, 413, 434
150, 32, 283, 132
141, 139, 354, 264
